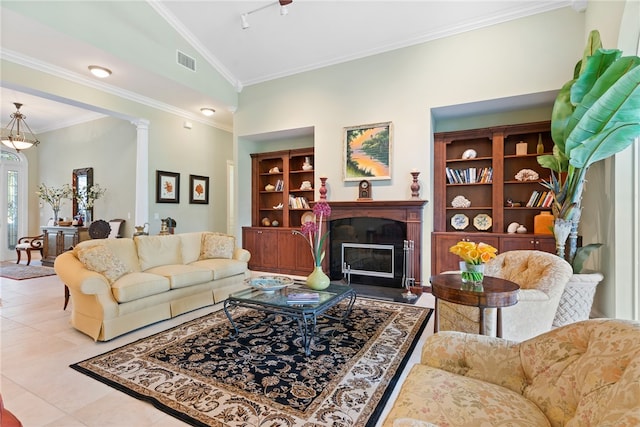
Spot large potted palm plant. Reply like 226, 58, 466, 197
538, 30, 640, 326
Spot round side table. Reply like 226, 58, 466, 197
430, 274, 519, 338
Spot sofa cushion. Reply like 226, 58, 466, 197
110, 272, 171, 303
77, 245, 130, 283
384, 364, 551, 426
145, 264, 213, 289
135, 235, 183, 270
74, 238, 141, 272
179, 232, 204, 264
189, 258, 247, 280
200, 232, 235, 259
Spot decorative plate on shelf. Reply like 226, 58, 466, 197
451, 213, 469, 230
245, 276, 294, 293
461, 149, 477, 159
473, 213, 493, 230
301, 211, 315, 225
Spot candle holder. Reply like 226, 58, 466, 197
319, 177, 328, 200
410, 171, 420, 198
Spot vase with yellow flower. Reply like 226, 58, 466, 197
293, 200, 331, 290
449, 241, 498, 291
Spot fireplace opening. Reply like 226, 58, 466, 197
329, 217, 406, 288
342, 243, 395, 279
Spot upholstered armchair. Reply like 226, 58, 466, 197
437, 250, 573, 341
383, 319, 640, 426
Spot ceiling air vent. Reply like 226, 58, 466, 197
177, 50, 196, 71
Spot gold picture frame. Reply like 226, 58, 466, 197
343, 121, 392, 181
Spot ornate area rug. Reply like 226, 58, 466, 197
0, 261, 56, 280
71, 298, 432, 426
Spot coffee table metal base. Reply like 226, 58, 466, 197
224, 286, 356, 356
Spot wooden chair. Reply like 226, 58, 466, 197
88, 220, 111, 239
108, 219, 125, 238
15, 234, 44, 265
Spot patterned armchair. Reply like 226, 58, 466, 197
438, 250, 573, 341
383, 319, 640, 426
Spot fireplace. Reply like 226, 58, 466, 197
330, 217, 405, 287
325, 200, 426, 287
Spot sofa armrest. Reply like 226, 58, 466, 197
421, 331, 527, 394
54, 251, 112, 295
233, 248, 251, 263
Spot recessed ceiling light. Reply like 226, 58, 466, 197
88, 65, 112, 78
200, 108, 215, 116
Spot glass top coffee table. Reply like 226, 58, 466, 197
223, 281, 357, 356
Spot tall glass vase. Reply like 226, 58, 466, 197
84, 209, 92, 225
306, 266, 330, 290
52, 208, 60, 226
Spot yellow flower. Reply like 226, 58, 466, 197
449, 241, 497, 265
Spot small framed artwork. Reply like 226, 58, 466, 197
189, 174, 209, 204
344, 121, 392, 181
156, 170, 180, 203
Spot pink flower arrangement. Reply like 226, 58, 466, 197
294, 201, 331, 267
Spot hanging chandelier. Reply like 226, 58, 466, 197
1, 102, 40, 152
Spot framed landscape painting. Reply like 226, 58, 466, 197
343, 122, 392, 181
156, 170, 180, 203
189, 174, 209, 204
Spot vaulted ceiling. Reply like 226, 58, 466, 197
1, 1, 575, 133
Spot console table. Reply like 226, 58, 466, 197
430, 274, 519, 338
41, 226, 89, 267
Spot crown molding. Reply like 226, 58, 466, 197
0, 49, 232, 133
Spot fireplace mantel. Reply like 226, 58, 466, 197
327, 200, 427, 285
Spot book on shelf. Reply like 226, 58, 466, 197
541, 191, 554, 208
536, 191, 548, 207
288, 195, 310, 209
526, 190, 539, 207
445, 166, 492, 184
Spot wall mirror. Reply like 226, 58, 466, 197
72, 167, 93, 219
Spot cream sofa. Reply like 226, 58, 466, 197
54, 232, 250, 341
384, 318, 640, 426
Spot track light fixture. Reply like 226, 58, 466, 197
241, 14, 250, 29
240, 0, 292, 30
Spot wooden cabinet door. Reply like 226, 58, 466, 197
501, 235, 536, 252
243, 228, 279, 270
277, 229, 314, 275
277, 230, 297, 271
501, 235, 556, 254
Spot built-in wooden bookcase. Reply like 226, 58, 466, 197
432, 121, 557, 274
244, 147, 315, 276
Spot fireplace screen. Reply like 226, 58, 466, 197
341, 243, 394, 279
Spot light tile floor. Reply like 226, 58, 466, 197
1, 259, 435, 426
